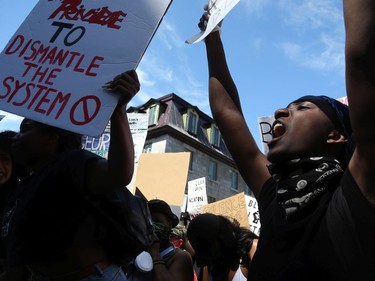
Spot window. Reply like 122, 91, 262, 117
230, 170, 238, 190
147, 104, 159, 125
211, 125, 220, 147
184, 109, 199, 135
208, 161, 217, 181
208, 124, 221, 147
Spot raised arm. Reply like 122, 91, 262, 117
344, 0, 375, 205
87, 70, 139, 193
204, 28, 270, 198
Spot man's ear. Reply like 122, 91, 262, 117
327, 130, 348, 144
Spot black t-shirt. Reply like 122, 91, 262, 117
249, 170, 375, 281
1, 149, 101, 266
0, 179, 16, 259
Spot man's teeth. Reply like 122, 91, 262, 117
273, 123, 285, 137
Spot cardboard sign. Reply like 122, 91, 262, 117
0, 0, 172, 136
200, 192, 249, 228
187, 177, 208, 215
186, 0, 240, 44
135, 152, 190, 206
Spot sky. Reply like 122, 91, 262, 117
0, 0, 346, 148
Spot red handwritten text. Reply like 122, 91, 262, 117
5, 35, 104, 77
0, 76, 101, 125
49, 0, 127, 29
1, 76, 71, 119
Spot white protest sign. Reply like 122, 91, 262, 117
82, 113, 148, 162
181, 194, 188, 213
128, 113, 149, 164
187, 177, 208, 215
186, 0, 240, 44
245, 194, 261, 236
82, 122, 111, 159
257, 116, 274, 155
0, 0, 172, 137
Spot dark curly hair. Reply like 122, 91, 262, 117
0, 130, 17, 153
188, 213, 258, 277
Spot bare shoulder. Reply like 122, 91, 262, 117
166, 248, 194, 281
168, 248, 193, 265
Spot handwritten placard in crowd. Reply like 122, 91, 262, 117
187, 177, 208, 215
200, 192, 249, 228
0, 0, 172, 136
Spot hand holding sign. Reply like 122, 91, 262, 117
103, 70, 140, 109
197, 1, 222, 33
186, 0, 240, 44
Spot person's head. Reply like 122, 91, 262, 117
268, 95, 354, 167
0, 130, 17, 185
148, 199, 179, 244
12, 118, 82, 167
170, 224, 186, 249
187, 213, 248, 276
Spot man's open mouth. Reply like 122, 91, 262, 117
272, 121, 286, 138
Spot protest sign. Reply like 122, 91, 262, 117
200, 192, 249, 228
83, 113, 148, 163
257, 116, 274, 155
135, 152, 190, 206
186, 0, 240, 44
187, 177, 208, 215
245, 194, 261, 236
0, 0, 172, 136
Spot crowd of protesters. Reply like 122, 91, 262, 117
0, 0, 374, 280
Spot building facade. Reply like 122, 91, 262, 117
128, 93, 253, 203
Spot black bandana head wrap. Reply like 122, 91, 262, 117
289, 95, 355, 167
